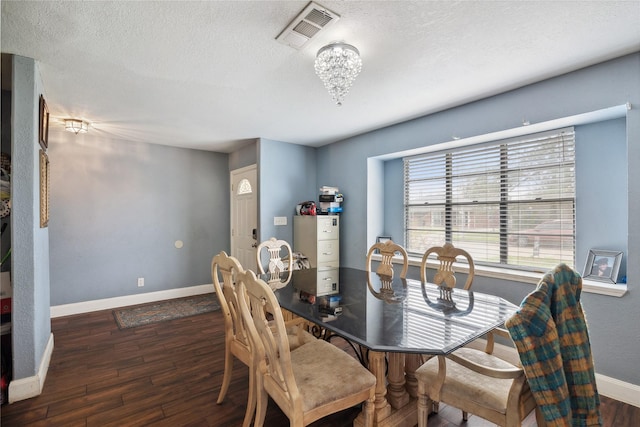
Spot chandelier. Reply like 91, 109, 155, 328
314, 42, 362, 106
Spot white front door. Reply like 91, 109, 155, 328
230, 165, 258, 270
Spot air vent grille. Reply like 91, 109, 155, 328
276, 2, 340, 50
293, 21, 322, 39
305, 8, 334, 27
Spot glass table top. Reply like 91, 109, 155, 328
268, 267, 518, 355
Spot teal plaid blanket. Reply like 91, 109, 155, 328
505, 263, 602, 427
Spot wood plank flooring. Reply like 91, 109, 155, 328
1, 302, 637, 426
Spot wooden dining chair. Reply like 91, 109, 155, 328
211, 251, 254, 425
256, 237, 306, 325
256, 237, 294, 283
366, 239, 408, 279
211, 251, 312, 425
418, 242, 477, 418
235, 268, 376, 427
420, 242, 475, 290
415, 327, 541, 427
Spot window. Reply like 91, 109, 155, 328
236, 178, 253, 195
404, 128, 575, 271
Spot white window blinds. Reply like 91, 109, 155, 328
404, 128, 575, 271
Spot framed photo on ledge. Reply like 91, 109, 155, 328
583, 249, 622, 284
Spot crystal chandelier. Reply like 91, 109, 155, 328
314, 42, 362, 106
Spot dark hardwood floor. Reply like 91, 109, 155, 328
1, 303, 637, 426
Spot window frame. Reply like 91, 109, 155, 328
403, 127, 576, 272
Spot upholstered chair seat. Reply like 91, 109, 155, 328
416, 347, 535, 419
415, 328, 540, 427
276, 318, 315, 350
289, 339, 377, 414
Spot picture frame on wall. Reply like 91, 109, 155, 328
39, 94, 49, 150
39, 149, 49, 228
583, 249, 622, 284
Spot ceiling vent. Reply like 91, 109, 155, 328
276, 2, 340, 50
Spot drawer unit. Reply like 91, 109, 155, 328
317, 240, 339, 266
294, 216, 340, 270
316, 216, 340, 239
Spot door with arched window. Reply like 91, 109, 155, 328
230, 165, 257, 269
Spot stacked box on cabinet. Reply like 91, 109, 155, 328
318, 186, 343, 215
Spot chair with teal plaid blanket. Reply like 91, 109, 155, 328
506, 263, 602, 427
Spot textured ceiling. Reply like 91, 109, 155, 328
2, 1, 639, 152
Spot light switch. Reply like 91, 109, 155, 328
274, 216, 287, 226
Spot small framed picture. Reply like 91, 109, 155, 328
39, 95, 49, 150
39, 149, 50, 228
583, 249, 622, 284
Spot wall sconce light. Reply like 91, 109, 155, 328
64, 119, 89, 134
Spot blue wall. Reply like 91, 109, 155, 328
315, 53, 640, 384
49, 132, 230, 305
10, 55, 51, 380
575, 118, 628, 276
383, 158, 404, 246
229, 140, 257, 171
258, 138, 317, 244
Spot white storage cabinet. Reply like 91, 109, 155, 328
293, 216, 339, 270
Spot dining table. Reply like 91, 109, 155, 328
267, 267, 519, 427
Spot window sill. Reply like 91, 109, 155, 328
463, 263, 628, 298
371, 254, 628, 297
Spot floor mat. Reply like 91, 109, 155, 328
113, 293, 220, 329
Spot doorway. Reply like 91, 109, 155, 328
230, 165, 257, 270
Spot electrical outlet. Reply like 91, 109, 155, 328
137, 277, 144, 287
274, 216, 287, 226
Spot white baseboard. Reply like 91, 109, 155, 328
489, 341, 640, 408
9, 332, 54, 403
8, 286, 215, 403
50, 284, 215, 318
596, 373, 640, 408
